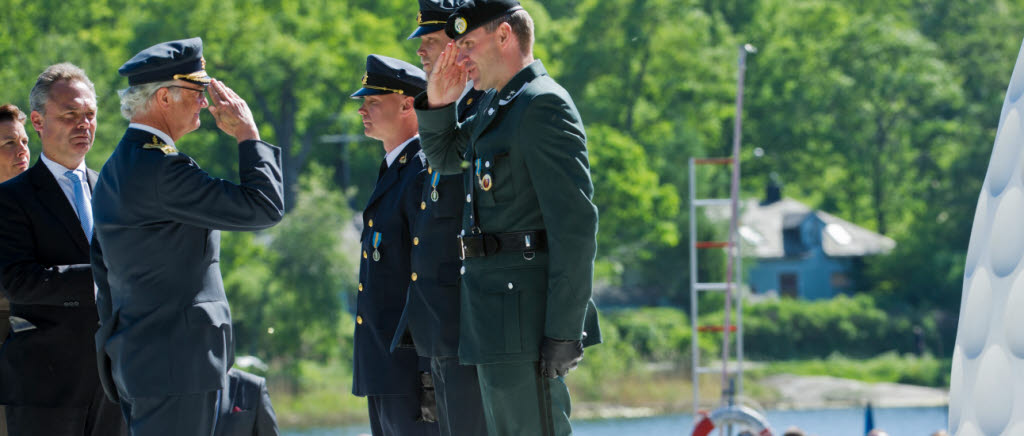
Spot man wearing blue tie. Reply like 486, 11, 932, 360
0, 63, 126, 435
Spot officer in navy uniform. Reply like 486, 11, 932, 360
91, 38, 285, 435
389, 0, 488, 435
350, 54, 439, 436
416, 1, 602, 434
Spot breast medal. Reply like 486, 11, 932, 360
372, 231, 382, 261
430, 171, 441, 202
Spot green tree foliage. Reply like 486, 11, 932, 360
3, 0, 1023, 373
732, 294, 942, 359
222, 164, 357, 387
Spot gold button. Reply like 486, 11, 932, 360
421, 201, 426, 210
358, 283, 364, 292
356, 315, 363, 325
368, 219, 374, 228
363, 250, 368, 259
411, 272, 418, 281
428, 167, 433, 174
413, 237, 420, 245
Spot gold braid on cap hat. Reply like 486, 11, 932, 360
361, 74, 406, 94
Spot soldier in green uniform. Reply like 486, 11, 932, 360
414, 0, 600, 434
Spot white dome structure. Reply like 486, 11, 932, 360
952, 38, 1024, 435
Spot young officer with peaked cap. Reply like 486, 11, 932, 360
350, 54, 440, 436
91, 37, 285, 435
415, 0, 602, 434
388, 0, 488, 434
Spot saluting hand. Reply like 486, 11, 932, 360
207, 79, 261, 143
426, 42, 468, 109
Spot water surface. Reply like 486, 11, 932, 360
282, 405, 948, 436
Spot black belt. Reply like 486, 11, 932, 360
459, 230, 547, 259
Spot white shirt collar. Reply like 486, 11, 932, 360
129, 122, 175, 148
40, 152, 87, 179
385, 135, 418, 167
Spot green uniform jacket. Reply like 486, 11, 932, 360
415, 60, 599, 364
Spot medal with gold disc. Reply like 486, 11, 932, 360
372, 232, 382, 261
430, 170, 441, 202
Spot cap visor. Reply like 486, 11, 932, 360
350, 87, 388, 98
408, 24, 446, 40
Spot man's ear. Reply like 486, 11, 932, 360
30, 111, 44, 134
154, 87, 172, 108
402, 96, 416, 114
497, 22, 513, 47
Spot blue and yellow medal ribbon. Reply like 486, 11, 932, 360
474, 158, 483, 189
430, 171, 441, 202
372, 231, 382, 261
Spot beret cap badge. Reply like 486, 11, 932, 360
454, 17, 468, 34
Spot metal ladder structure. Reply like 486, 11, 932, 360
689, 44, 755, 418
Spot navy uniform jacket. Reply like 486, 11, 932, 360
0, 162, 101, 407
352, 139, 428, 396
391, 89, 482, 358
416, 60, 600, 364
91, 128, 285, 401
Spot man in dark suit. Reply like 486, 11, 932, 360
0, 64, 126, 435
91, 38, 285, 436
390, 1, 488, 434
0, 102, 31, 436
416, 1, 601, 434
349, 54, 439, 436
214, 368, 279, 436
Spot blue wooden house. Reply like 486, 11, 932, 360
740, 197, 895, 299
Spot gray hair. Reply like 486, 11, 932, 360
29, 63, 96, 115
118, 80, 182, 120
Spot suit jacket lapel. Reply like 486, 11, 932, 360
29, 162, 90, 255
364, 139, 423, 209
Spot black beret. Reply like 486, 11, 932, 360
119, 37, 211, 87
445, 0, 522, 40
351, 55, 427, 98
408, 0, 460, 40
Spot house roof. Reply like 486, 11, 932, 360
737, 197, 896, 258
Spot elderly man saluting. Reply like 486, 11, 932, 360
91, 38, 285, 435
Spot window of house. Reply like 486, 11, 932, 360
779, 273, 798, 298
782, 228, 804, 256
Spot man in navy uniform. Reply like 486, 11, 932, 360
91, 38, 285, 435
350, 54, 439, 436
416, 0, 601, 434
389, 1, 488, 435
0, 64, 127, 436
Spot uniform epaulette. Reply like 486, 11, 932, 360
142, 135, 178, 155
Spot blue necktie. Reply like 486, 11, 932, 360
65, 170, 93, 241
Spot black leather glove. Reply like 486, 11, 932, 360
417, 372, 438, 423
540, 337, 584, 378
